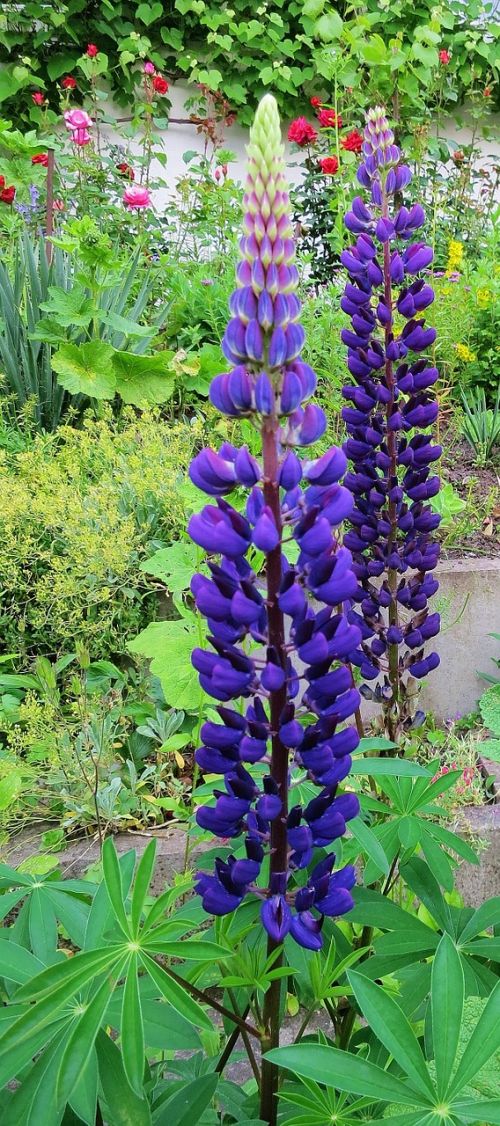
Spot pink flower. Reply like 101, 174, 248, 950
123, 184, 151, 210
87, 44, 98, 58
144, 61, 155, 75
439, 49, 451, 65
64, 108, 93, 146
32, 92, 45, 106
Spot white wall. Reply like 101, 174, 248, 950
100, 83, 500, 209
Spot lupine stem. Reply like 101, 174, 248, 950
260, 416, 289, 1126
381, 185, 401, 741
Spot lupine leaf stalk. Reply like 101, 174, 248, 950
187, 95, 361, 1124
341, 107, 441, 742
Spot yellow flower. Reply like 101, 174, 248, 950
476, 288, 491, 308
445, 239, 463, 276
456, 343, 476, 363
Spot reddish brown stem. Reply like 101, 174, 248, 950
259, 416, 289, 1126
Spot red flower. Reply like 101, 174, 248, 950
287, 117, 318, 146
317, 108, 342, 129
32, 152, 49, 166
319, 155, 339, 175
86, 44, 98, 57
61, 76, 77, 90
484, 86, 492, 97
0, 176, 4, 189
452, 150, 464, 163
116, 162, 134, 179
53, 199, 65, 212
0, 186, 16, 204
152, 75, 169, 95
310, 96, 322, 108
341, 129, 363, 154
439, 49, 451, 64
32, 92, 45, 106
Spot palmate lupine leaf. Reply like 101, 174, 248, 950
268, 937, 500, 1123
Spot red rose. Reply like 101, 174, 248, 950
310, 96, 322, 108
86, 44, 98, 57
116, 162, 135, 179
61, 76, 77, 90
484, 86, 492, 97
152, 75, 169, 95
32, 152, 49, 166
340, 129, 363, 154
0, 186, 16, 204
319, 155, 339, 175
32, 92, 45, 106
287, 117, 318, 146
317, 108, 342, 129
0, 176, 4, 189
439, 49, 451, 64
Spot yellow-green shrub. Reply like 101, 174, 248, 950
0, 410, 201, 659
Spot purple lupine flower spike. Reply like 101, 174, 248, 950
341, 106, 441, 740
189, 95, 361, 951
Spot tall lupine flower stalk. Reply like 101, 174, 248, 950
341, 107, 441, 742
188, 95, 361, 1124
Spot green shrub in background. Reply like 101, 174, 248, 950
0, 410, 201, 659
0, 0, 497, 127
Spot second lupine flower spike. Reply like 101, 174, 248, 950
189, 94, 361, 951
341, 105, 441, 740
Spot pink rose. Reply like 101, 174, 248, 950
123, 184, 151, 210
64, 108, 93, 146
144, 61, 155, 75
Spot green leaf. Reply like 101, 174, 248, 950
349, 816, 390, 875
111, 351, 176, 406
52, 342, 116, 399
448, 979, 500, 1097
0, 938, 45, 985
131, 841, 156, 937
355, 737, 397, 754
479, 684, 500, 735
95, 1030, 151, 1126
431, 934, 464, 1098
154, 1074, 218, 1125
420, 832, 454, 892
452, 1099, 500, 1124
141, 954, 213, 1031
350, 758, 430, 777
265, 1043, 421, 1105
401, 858, 453, 934
56, 966, 124, 1106
102, 837, 131, 939
121, 954, 145, 1095
458, 896, 500, 944
348, 971, 435, 1102
314, 11, 343, 41
128, 618, 204, 712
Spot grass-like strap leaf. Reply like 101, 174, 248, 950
348, 971, 435, 1102
141, 953, 213, 1032
1, 1031, 66, 1126
265, 1043, 421, 1106
56, 961, 126, 1107
121, 954, 145, 1095
448, 978, 500, 1097
131, 840, 157, 937
153, 1073, 219, 1125
430, 934, 464, 1098
96, 1030, 152, 1126
102, 837, 131, 938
